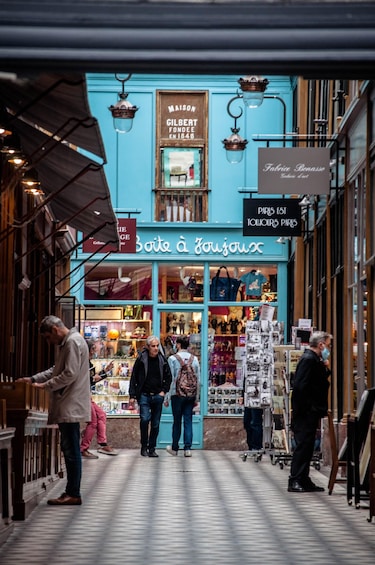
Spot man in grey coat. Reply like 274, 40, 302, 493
20, 315, 91, 505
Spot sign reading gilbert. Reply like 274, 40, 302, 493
158, 91, 207, 141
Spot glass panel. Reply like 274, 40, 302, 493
161, 147, 202, 188
158, 263, 204, 304
209, 264, 278, 303
83, 306, 153, 416
84, 262, 152, 301
160, 309, 202, 417
352, 285, 358, 410
208, 306, 245, 416
160, 310, 202, 344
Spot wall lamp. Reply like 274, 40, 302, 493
276, 236, 291, 245
299, 195, 313, 208
223, 75, 286, 161
108, 74, 139, 134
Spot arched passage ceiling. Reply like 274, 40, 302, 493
0, 1, 374, 79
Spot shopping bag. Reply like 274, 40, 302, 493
210, 266, 241, 301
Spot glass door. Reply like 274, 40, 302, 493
157, 308, 203, 449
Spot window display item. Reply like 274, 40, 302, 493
107, 328, 120, 340
210, 266, 241, 301
240, 270, 268, 298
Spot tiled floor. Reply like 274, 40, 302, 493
0, 450, 374, 565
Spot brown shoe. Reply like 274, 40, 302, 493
47, 493, 82, 505
81, 450, 99, 459
97, 445, 118, 456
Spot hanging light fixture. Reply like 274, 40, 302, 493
238, 75, 269, 108
8, 153, 26, 167
1, 133, 27, 167
21, 168, 44, 195
118, 267, 131, 284
0, 125, 12, 137
108, 74, 139, 133
222, 96, 248, 164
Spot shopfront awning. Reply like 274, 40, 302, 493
0, 73, 106, 161
13, 116, 119, 247
0, 73, 119, 249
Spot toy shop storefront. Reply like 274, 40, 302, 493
73, 227, 288, 450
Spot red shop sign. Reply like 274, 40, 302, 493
83, 218, 137, 254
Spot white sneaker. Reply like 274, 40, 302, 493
184, 450, 192, 457
166, 445, 178, 456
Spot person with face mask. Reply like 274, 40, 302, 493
288, 331, 332, 493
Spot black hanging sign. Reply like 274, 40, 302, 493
243, 198, 302, 237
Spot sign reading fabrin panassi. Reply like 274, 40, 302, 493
258, 147, 331, 195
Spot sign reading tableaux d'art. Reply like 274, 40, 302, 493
83, 218, 137, 254
158, 91, 207, 141
258, 147, 331, 195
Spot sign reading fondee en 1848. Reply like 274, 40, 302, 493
158, 91, 207, 141
258, 147, 331, 195
243, 198, 302, 237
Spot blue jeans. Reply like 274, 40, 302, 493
243, 407, 263, 450
58, 422, 82, 498
171, 395, 195, 452
139, 393, 164, 451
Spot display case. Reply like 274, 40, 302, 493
90, 356, 139, 416
208, 334, 246, 415
83, 317, 152, 416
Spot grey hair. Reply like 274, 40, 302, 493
39, 315, 65, 334
309, 331, 332, 347
146, 335, 160, 346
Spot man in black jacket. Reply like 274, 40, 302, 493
288, 331, 332, 493
129, 336, 172, 457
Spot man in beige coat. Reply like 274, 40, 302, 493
20, 315, 91, 505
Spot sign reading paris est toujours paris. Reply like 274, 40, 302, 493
243, 147, 331, 236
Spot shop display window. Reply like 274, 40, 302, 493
209, 263, 278, 303
82, 305, 153, 416
84, 262, 152, 301
158, 263, 278, 305
158, 263, 204, 304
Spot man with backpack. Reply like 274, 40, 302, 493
165, 335, 200, 457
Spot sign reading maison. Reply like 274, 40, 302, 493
258, 147, 331, 194
243, 198, 302, 237
158, 91, 207, 141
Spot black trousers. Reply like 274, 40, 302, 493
290, 412, 319, 485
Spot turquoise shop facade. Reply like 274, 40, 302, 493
70, 74, 293, 449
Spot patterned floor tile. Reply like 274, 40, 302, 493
0, 451, 374, 565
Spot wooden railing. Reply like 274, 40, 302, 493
154, 188, 208, 223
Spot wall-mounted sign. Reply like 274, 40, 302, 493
157, 91, 207, 141
243, 198, 301, 236
83, 218, 137, 254
258, 147, 331, 194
